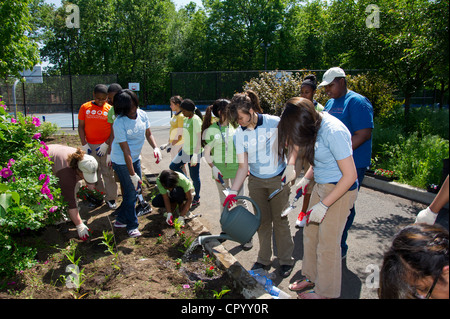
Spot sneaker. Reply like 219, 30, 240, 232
242, 238, 253, 250
128, 228, 142, 238
114, 220, 127, 228
106, 200, 117, 209
279, 265, 293, 278
251, 262, 271, 271
191, 199, 200, 207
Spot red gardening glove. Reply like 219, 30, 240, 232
223, 190, 238, 209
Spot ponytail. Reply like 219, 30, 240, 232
201, 105, 214, 147
245, 90, 263, 114
228, 90, 263, 125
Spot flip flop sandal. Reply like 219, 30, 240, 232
297, 289, 332, 300
288, 279, 315, 291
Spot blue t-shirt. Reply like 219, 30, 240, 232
234, 114, 286, 179
324, 90, 374, 168
111, 108, 150, 165
314, 113, 354, 184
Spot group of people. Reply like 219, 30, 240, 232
47, 66, 448, 299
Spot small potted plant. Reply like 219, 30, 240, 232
373, 168, 397, 181
77, 185, 104, 207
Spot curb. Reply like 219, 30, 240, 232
362, 176, 448, 209
142, 167, 274, 299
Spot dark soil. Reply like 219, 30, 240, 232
0, 134, 244, 299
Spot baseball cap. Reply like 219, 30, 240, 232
78, 154, 98, 184
318, 67, 346, 88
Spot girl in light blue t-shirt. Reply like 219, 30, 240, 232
111, 89, 162, 237
224, 90, 294, 278
278, 97, 358, 299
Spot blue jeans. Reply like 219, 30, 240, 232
112, 160, 141, 231
341, 167, 366, 256
169, 150, 200, 201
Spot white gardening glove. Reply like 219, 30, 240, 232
154, 147, 162, 164
296, 177, 311, 196
306, 201, 329, 224
166, 212, 174, 226
96, 142, 109, 156
212, 166, 223, 183
106, 154, 112, 167
281, 164, 296, 185
81, 143, 92, 155
190, 153, 200, 166
130, 174, 142, 190
76, 223, 91, 241
178, 216, 185, 227
415, 207, 438, 225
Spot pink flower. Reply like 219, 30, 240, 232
32, 133, 42, 140
39, 147, 49, 158
11, 118, 17, 123
0, 167, 13, 179
40, 141, 48, 150
32, 117, 41, 127
7, 158, 15, 168
49, 206, 58, 213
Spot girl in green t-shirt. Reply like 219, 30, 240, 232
169, 99, 203, 207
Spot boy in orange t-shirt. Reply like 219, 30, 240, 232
78, 84, 117, 209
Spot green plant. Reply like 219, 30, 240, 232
59, 240, 87, 299
212, 286, 231, 299
205, 265, 215, 277
175, 258, 182, 269
156, 233, 163, 244
77, 185, 104, 206
374, 168, 397, 179
100, 230, 121, 271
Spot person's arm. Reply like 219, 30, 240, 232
162, 193, 172, 213
145, 128, 158, 149
429, 175, 449, 214
78, 119, 88, 146
180, 190, 193, 216
119, 141, 135, 176
230, 153, 248, 192
351, 128, 372, 150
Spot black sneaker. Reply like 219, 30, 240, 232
279, 264, 293, 278
251, 262, 270, 271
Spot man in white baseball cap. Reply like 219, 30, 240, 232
318, 67, 347, 88
319, 66, 374, 259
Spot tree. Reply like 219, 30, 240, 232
0, 0, 40, 79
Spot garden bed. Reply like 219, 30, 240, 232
0, 134, 244, 299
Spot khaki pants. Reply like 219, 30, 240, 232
88, 143, 118, 202
214, 177, 247, 213
248, 174, 294, 266
302, 183, 357, 298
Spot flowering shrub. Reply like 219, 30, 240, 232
0, 97, 66, 276
77, 185, 104, 206
374, 168, 397, 179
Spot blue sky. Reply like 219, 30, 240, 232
45, 0, 203, 9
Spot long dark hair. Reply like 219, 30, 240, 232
277, 97, 322, 166
180, 99, 203, 120
201, 99, 233, 146
379, 223, 449, 299
227, 90, 263, 126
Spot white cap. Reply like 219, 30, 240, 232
78, 154, 98, 184
318, 67, 346, 88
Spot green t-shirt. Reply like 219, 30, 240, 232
156, 171, 194, 195
107, 107, 116, 124
182, 114, 203, 155
204, 122, 239, 179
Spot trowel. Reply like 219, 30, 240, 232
268, 176, 287, 200
280, 187, 303, 217
217, 174, 231, 197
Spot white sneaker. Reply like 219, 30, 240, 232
128, 228, 142, 238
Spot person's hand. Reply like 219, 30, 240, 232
223, 190, 238, 209
130, 174, 142, 190
281, 164, 296, 186
96, 142, 108, 156
106, 154, 112, 167
190, 153, 200, 166
154, 147, 162, 164
166, 212, 174, 226
212, 166, 223, 183
76, 223, 91, 241
415, 206, 438, 225
81, 143, 92, 155
306, 201, 329, 224
160, 143, 172, 153
296, 177, 310, 196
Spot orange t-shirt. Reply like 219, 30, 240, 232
78, 101, 112, 145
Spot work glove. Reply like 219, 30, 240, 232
106, 154, 112, 167
415, 206, 438, 225
81, 143, 92, 155
306, 201, 329, 224
223, 190, 238, 209
154, 147, 162, 164
281, 164, 296, 186
96, 142, 109, 156
190, 153, 200, 167
160, 143, 172, 153
296, 177, 310, 196
212, 166, 223, 183
166, 212, 174, 226
130, 173, 142, 191
76, 223, 91, 241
